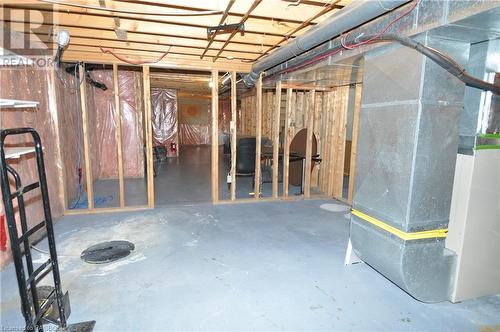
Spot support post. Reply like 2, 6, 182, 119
78, 65, 93, 209
113, 64, 125, 208
304, 90, 315, 198
230, 71, 237, 201
254, 73, 263, 199
142, 65, 155, 208
283, 88, 293, 198
348, 84, 362, 204
272, 81, 282, 198
211, 69, 219, 203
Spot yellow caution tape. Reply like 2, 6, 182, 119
351, 209, 448, 241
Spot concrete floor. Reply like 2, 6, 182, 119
155, 145, 307, 205
1, 199, 499, 331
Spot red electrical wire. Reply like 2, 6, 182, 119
342, 0, 422, 48
99, 46, 171, 65
266, 0, 421, 80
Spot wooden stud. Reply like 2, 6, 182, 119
230, 71, 237, 201
78, 65, 94, 209
211, 69, 219, 203
320, 91, 332, 194
254, 73, 263, 199
272, 81, 282, 198
283, 88, 293, 198
304, 90, 315, 198
113, 64, 126, 208
329, 89, 339, 197
348, 84, 363, 204
335, 86, 349, 198
142, 65, 155, 208
296, 92, 304, 129
64, 205, 150, 216
290, 91, 297, 138
311, 92, 322, 188
326, 91, 335, 197
48, 68, 67, 210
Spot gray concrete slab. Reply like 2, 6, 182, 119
1, 199, 499, 331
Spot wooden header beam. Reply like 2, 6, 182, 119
61, 52, 252, 73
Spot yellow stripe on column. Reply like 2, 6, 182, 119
351, 209, 448, 241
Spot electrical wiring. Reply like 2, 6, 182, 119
264, 0, 500, 94
341, 0, 422, 49
99, 46, 171, 65
267, 0, 422, 80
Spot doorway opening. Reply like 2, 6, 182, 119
150, 69, 214, 206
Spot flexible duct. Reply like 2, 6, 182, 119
243, 0, 410, 86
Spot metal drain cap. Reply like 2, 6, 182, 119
81, 240, 135, 264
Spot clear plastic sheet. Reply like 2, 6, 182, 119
178, 96, 211, 145
179, 124, 210, 145
218, 96, 231, 134
120, 70, 144, 178
151, 88, 178, 157
0, 66, 64, 267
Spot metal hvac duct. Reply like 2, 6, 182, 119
243, 0, 410, 86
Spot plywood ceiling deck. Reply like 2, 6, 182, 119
1, 0, 351, 71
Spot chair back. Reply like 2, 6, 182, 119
236, 137, 256, 175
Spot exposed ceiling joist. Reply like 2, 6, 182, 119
200, 0, 235, 60
1, 0, 351, 70
213, 0, 262, 62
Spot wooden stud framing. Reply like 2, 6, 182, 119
328, 90, 338, 197
272, 81, 282, 198
254, 73, 263, 199
113, 64, 126, 208
334, 86, 349, 198
311, 92, 322, 188
64, 205, 150, 216
303, 90, 315, 198
78, 65, 94, 209
230, 71, 237, 201
211, 69, 219, 203
319, 91, 333, 194
142, 65, 155, 208
348, 84, 363, 204
283, 88, 293, 198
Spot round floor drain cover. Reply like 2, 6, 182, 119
81, 240, 135, 264
319, 203, 351, 213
